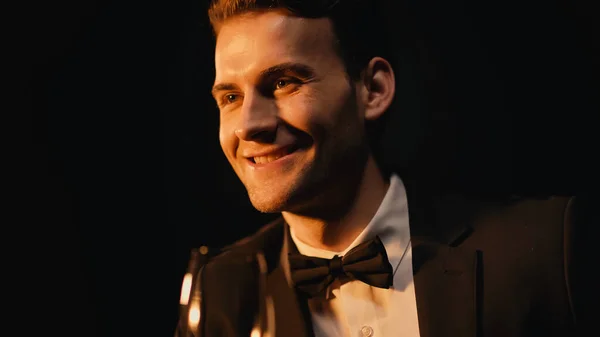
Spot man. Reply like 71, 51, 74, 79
176, 1, 591, 336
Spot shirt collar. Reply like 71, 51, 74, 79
290, 174, 411, 274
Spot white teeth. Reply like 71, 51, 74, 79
254, 153, 283, 164
253, 149, 290, 164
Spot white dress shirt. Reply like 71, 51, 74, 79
290, 174, 421, 337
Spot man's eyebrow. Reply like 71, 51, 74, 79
211, 83, 238, 97
211, 62, 317, 97
258, 62, 317, 80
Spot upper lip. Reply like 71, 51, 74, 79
242, 145, 295, 159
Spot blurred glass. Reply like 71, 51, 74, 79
177, 248, 275, 337
179, 247, 208, 337
253, 251, 276, 337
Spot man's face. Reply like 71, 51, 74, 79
213, 10, 370, 214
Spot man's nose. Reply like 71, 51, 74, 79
234, 92, 277, 141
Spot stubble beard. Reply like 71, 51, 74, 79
244, 162, 309, 214
244, 131, 370, 219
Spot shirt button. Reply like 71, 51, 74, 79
360, 326, 374, 337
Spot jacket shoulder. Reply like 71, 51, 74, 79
203, 216, 286, 269
194, 217, 286, 336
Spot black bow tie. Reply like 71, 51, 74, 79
288, 236, 394, 298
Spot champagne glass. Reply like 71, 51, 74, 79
179, 246, 209, 337
251, 251, 276, 337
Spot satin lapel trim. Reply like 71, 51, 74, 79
264, 223, 314, 337
405, 183, 483, 337
411, 237, 482, 337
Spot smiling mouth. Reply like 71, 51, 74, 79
250, 145, 298, 164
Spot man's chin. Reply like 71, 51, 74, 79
243, 170, 315, 213
243, 177, 299, 213
248, 196, 288, 214
247, 188, 321, 215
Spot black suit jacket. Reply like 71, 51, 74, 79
176, 188, 593, 337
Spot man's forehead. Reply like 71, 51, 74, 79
214, 11, 335, 81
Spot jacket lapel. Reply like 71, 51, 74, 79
264, 222, 314, 337
267, 261, 315, 337
411, 237, 482, 337
406, 183, 484, 337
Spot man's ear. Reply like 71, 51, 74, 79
359, 57, 396, 121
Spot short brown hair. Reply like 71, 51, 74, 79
207, 0, 394, 80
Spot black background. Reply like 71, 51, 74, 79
22, 0, 597, 336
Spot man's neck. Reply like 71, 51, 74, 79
282, 157, 390, 252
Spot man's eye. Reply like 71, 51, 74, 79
275, 78, 300, 91
275, 79, 288, 90
223, 94, 239, 104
